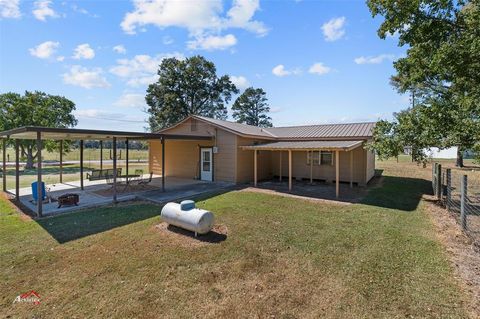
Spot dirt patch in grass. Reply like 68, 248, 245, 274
92, 184, 159, 197
424, 194, 480, 317
153, 222, 228, 247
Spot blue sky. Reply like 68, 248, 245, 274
0, 0, 408, 131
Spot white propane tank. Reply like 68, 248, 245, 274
161, 201, 214, 236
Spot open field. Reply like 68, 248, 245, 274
1, 158, 476, 318
3, 147, 149, 162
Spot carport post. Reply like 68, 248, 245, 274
36, 132, 43, 217
15, 139, 19, 200
288, 150, 292, 191
99, 140, 103, 171
113, 137, 117, 203
335, 150, 340, 198
279, 151, 282, 182
2, 138, 6, 192
126, 138, 129, 176
80, 140, 84, 191
254, 149, 257, 187
59, 140, 63, 183
350, 150, 353, 188
309, 151, 313, 184
161, 137, 165, 192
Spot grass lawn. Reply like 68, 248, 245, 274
0, 159, 471, 318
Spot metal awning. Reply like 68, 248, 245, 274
0, 126, 213, 141
240, 140, 363, 152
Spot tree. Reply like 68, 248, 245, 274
232, 87, 272, 127
0, 91, 77, 169
367, 0, 480, 166
146, 55, 239, 131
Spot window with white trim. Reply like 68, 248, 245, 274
307, 151, 333, 166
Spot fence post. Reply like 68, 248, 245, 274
446, 169, 451, 211
460, 175, 468, 230
436, 164, 442, 200
432, 163, 437, 195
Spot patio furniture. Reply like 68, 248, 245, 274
57, 193, 79, 208
87, 168, 122, 181
138, 172, 153, 187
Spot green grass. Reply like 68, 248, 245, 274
0, 160, 470, 318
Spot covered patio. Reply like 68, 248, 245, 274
1, 126, 213, 217
241, 140, 364, 198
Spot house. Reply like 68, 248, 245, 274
149, 115, 376, 197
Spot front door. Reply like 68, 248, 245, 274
200, 148, 213, 181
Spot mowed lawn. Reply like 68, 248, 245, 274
0, 160, 470, 318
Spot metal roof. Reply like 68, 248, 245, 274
240, 140, 364, 151
191, 116, 375, 140
0, 126, 214, 141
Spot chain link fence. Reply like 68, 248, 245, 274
432, 163, 480, 247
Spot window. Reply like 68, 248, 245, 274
307, 151, 333, 166
191, 119, 197, 131
320, 151, 333, 165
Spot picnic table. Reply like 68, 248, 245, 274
116, 174, 141, 190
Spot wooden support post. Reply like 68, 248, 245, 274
15, 139, 19, 200
80, 140, 84, 191
335, 150, 340, 198
460, 175, 467, 230
36, 132, 42, 217
436, 164, 442, 200
279, 152, 282, 182
350, 150, 353, 188
309, 151, 313, 184
446, 169, 451, 211
254, 149, 258, 187
113, 137, 117, 203
126, 138, 129, 177
288, 150, 292, 191
161, 137, 165, 192
100, 140, 103, 171
59, 140, 63, 183
2, 138, 6, 192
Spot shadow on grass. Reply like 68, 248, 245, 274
36, 187, 234, 244
361, 175, 432, 212
166, 224, 227, 243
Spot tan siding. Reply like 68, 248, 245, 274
213, 130, 236, 183
149, 139, 213, 179
366, 148, 375, 183
236, 137, 273, 184
269, 146, 366, 184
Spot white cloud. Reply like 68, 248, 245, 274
113, 93, 146, 108
230, 75, 249, 90
110, 52, 184, 87
29, 41, 59, 59
120, 0, 267, 50
56, 55, 65, 62
113, 44, 127, 54
354, 54, 395, 65
308, 62, 331, 75
321, 17, 346, 42
0, 0, 21, 18
63, 65, 110, 89
272, 64, 300, 77
163, 35, 174, 45
73, 43, 95, 60
32, 0, 58, 21
187, 34, 237, 51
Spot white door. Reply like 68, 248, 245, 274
200, 148, 213, 181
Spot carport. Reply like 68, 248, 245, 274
0, 126, 212, 217
241, 140, 364, 198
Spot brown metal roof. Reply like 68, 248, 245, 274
191, 116, 375, 140
0, 126, 214, 141
266, 122, 376, 139
240, 140, 364, 151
